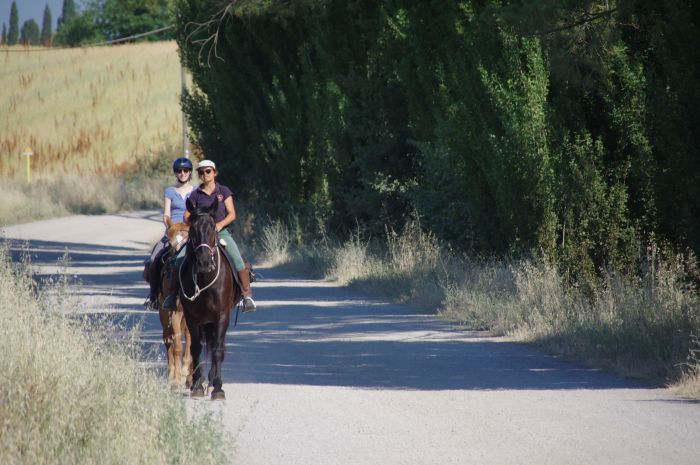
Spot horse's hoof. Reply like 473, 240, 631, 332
191, 387, 205, 398
211, 390, 225, 401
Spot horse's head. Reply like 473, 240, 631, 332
166, 222, 189, 251
188, 199, 219, 273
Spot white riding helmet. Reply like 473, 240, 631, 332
196, 159, 217, 170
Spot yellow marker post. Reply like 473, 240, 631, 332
21, 146, 33, 183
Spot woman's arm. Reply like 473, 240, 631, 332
184, 195, 195, 225
216, 196, 236, 232
163, 197, 172, 228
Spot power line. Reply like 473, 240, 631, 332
0, 25, 175, 52
84, 25, 175, 46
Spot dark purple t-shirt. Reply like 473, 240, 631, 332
186, 183, 233, 222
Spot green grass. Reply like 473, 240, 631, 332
256, 218, 700, 395
0, 246, 230, 465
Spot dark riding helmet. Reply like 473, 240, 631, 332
172, 157, 193, 173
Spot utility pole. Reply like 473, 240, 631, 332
180, 61, 189, 158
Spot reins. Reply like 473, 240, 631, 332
178, 242, 222, 301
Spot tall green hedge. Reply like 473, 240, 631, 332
175, 0, 700, 283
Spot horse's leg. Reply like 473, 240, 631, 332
171, 310, 184, 389
158, 306, 175, 384
203, 324, 217, 395
209, 317, 228, 400
188, 322, 205, 397
183, 319, 193, 389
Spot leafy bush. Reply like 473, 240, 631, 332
175, 0, 700, 288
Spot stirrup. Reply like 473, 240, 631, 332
242, 296, 256, 313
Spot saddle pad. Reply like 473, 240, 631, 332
217, 243, 243, 288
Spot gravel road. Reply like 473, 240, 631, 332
2, 211, 699, 465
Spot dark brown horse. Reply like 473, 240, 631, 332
178, 202, 241, 400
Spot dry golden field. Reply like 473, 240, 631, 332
0, 41, 184, 179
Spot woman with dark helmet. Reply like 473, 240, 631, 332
162, 159, 256, 313
144, 157, 195, 308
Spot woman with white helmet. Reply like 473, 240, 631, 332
162, 159, 256, 312
144, 157, 195, 309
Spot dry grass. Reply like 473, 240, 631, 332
0, 157, 171, 226
446, 254, 700, 388
257, 219, 292, 266
673, 373, 700, 399
0, 42, 184, 179
671, 335, 700, 398
0, 41, 186, 226
0, 245, 229, 465
262, 220, 700, 395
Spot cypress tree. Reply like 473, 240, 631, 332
20, 19, 40, 45
8, 1, 18, 45
1, 23, 6, 45
58, 0, 76, 29
41, 5, 52, 46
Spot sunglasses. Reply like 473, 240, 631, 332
197, 168, 214, 175
175, 168, 191, 174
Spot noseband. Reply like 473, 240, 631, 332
195, 242, 216, 260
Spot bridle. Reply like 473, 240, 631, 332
178, 227, 222, 301
194, 242, 216, 259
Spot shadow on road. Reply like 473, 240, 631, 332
2, 236, 643, 392
217, 268, 642, 391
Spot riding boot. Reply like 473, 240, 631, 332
162, 264, 180, 311
237, 268, 256, 313
145, 256, 164, 309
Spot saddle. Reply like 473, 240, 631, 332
142, 223, 190, 284
215, 240, 256, 287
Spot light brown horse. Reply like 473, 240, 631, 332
146, 223, 193, 389
158, 267, 193, 389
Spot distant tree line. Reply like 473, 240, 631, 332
175, 0, 700, 286
1, 1, 53, 46
1, 0, 173, 47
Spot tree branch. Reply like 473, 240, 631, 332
184, 1, 236, 66
523, 8, 618, 37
